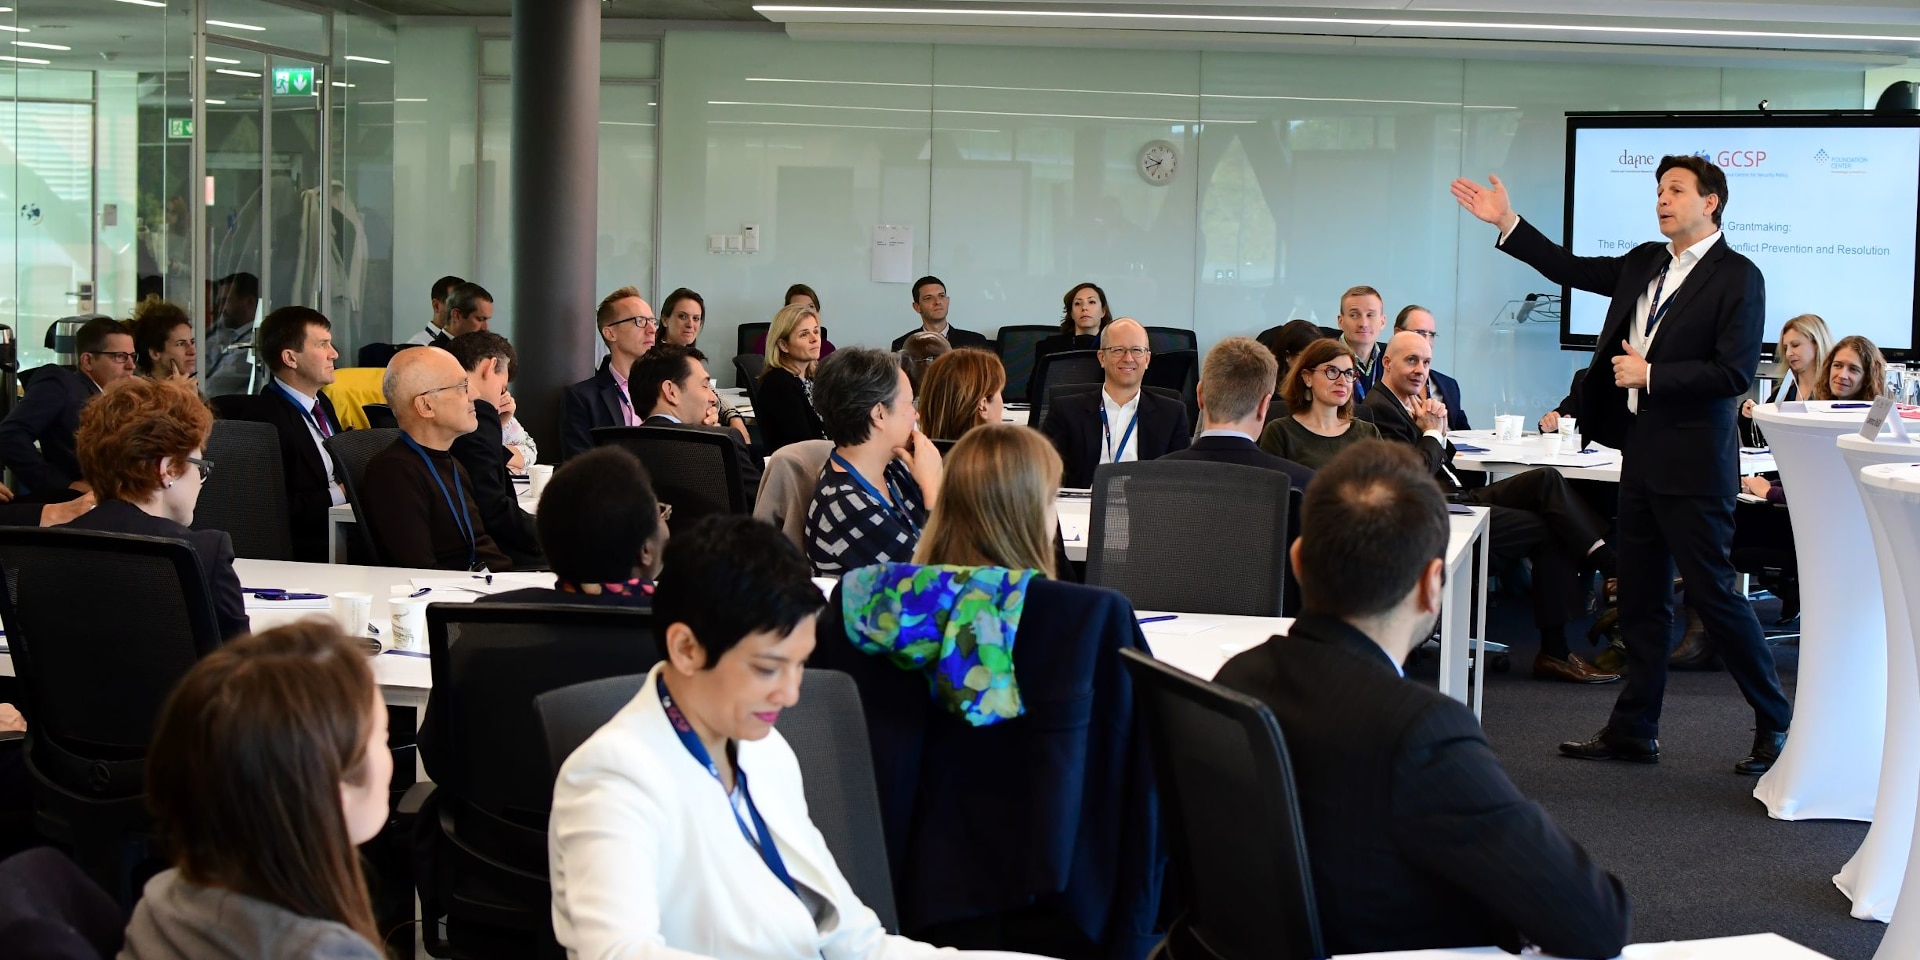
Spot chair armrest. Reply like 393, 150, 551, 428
0, 730, 22, 743
398, 780, 436, 816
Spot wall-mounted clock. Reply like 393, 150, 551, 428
1138, 139, 1179, 185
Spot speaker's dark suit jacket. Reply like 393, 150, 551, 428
891, 325, 990, 351
250, 381, 346, 563
452, 399, 543, 569
62, 499, 251, 642
1215, 614, 1630, 958
560, 357, 626, 463
1042, 388, 1190, 489
639, 415, 763, 511
0, 366, 98, 495
1427, 369, 1471, 431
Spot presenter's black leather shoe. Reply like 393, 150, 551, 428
1559, 729, 1660, 764
1734, 730, 1788, 776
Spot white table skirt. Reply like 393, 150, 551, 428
1332, 931, 1835, 958
1860, 463, 1920, 958
1750, 403, 1884, 822
1833, 434, 1920, 920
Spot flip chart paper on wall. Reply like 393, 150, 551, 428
871, 225, 913, 284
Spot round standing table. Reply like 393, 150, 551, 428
1834, 433, 1920, 919
1857, 462, 1920, 960
1750, 403, 1882, 822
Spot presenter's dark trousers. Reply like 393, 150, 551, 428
1606, 480, 1793, 740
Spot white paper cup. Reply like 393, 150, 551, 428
1558, 416, 1578, 438
1540, 433, 1565, 459
1495, 414, 1524, 443
528, 463, 555, 497
332, 592, 372, 638
390, 597, 431, 653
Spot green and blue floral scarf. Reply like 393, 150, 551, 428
841, 563, 1035, 727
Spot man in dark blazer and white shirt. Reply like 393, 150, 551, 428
890, 276, 990, 351
250, 307, 347, 563
561, 285, 657, 461
632, 343, 762, 511
1456, 157, 1793, 773
1215, 440, 1631, 959
0, 316, 136, 497
1041, 318, 1190, 488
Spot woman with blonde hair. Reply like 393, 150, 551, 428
918, 348, 1008, 442
1257, 337, 1381, 470
913, 423, 1060, 578
756, 302, 828, 452
1740, 313, 1832, 444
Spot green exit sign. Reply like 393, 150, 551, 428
166, 117, 194, 139
272, 66, 315, 97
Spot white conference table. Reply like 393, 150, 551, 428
1857, 462, 1920, 960
1333, 931, 1834, 959
1059, 493, 1494, 717
1449, 429, 1778, 483
1751, 403, 1883, 823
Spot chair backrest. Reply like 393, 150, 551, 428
191, 419, 294, 561
1144, 326, 1198, 355
1028, 350, 1103, 429
736, 322, 771, 361
776, 669, 899, 932
427, 603, 659, 824
1089, 459, 1288, 616
325, 427, 401, 565
362, 402, 398, 430
321, 367, 388, 431
206, 393, 257, 422
733, 354, 767, 404
357, 342, 402, 368
1118, 648, 1323, 960
1143, 348, 1201, 434
753, 438, 833, 551
0, 847, 128, 960
0, 528, 221, 791
992, 325, 1058, 404
591, 425, 746, 535
534, 674, 649, 779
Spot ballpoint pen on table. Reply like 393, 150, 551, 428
1138, 615, 1178, 625
243, 588, 328, 601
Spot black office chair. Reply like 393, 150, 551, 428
1028, 350, 1103, 430
358, 342, 404, 368
324, 427, 400, 565
1143, 349, 1201, 434
362, 402, 398, 430
1089, 460, 1289, 616
592, 425, 746, 537
0, 847, 127, 960
1144, 326, 1198, 356
0, 528, 223, 906
733, 354, 767, 405
993, 325, 1056, 404
534, 674, 649, 779
191, 419, 295, 561
776, 669, 899, 932
930, 437, 957, 455
206, 393, 258, 422
418, 603, 660, 960
736, 321, 771, 362
1118, 649, 1323, 960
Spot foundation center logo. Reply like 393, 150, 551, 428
1815, 149, 1830, 165
1819, 148, 1870, 172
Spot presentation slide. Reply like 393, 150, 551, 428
1566, 124, 1920, 352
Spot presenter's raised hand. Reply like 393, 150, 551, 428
1451, 174, 1519, 234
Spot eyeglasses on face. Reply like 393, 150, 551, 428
1407, 329, 1437, 341
1101, 346, 1150, 360
607, 315, 658, 331
422, 379, 471, 397
184, 456, 215, 482
1316, 365, 1360, 382
89, 350, 137, 365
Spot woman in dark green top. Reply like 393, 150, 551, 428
1259, 337, 1380, 470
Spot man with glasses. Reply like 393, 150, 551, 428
562, 285, 659, 461
657, 287, 749, 443
1365, 330, 1619, 684
249, 306, 347, 562
1395, 305, 1471, 431
1041, 317, 1190, 488
0, 316, 137, 496
890, 276, 989, 351
362, 346, 512, 571
633, 343, 762, 511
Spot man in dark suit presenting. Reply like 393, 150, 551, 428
1041, 318, 1190, 488
1215, 441, 1630, 958
1454, 156, 1792, 773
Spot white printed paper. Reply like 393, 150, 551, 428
871, 225, 913, 284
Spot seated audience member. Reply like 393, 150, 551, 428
913, 423, 1061, 577
446, 332, 544, 568
745, 284, 838, 359
362, 347, 511, 571
658, 287, 750, 443
131, 296, 197, 382
1165, 336, 1315, 490
1257, 338, 1381, 471
499, 392, 537, 473
0, 491, 95, 527
1743, 334, 1884, 506
1740, 313, 1830, 447
919, 348, 1007, 442
408, 274, 465, 346
633, 343, 763, 509
1215, 440, 1630, 959
891, 276, 990, 351
804, 347, 942, 577
253, 306, 347, 563
561, 285, 658, 461
484, 447, 667, 605
441, 282, 494, 337
1324, 285, 1389, 401
756, 303, 829, 453
122, 621, 390, 960
64, 377, 248, 640
1539, 369, 1588, 434
898, 331, 951, 395
1027, 282, 1112, 400
1395, 304, 1471, 431
1255, 318, 1328, 402
0, 316, 135, 496
203, 272, 261, 395
550, 516, 1036, 960
1365, 331, 1616, 683
1041, 318, 1190, 488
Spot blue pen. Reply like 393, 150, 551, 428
408, 587, 431, 598
1138, 615, 1178, 625
244, 588, 328, 601
1832, 402, 1872, 409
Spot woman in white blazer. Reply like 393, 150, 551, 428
548, 515, 1050, 960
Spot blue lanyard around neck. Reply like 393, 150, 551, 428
829, 451, 919, 536
1101, 400, 1141, 463
657, 679, 799, 897
1645, 258, 1678, 337
273, 379, 331, 437
400, 434, 477, 570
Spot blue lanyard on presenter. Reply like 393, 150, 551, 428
401, 434, 478, 571
829, 451, 920, 537
1101, 402, 1140, 463
658, 680, 801, 898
